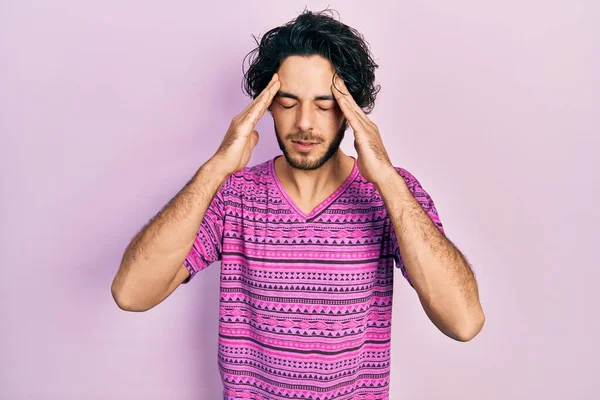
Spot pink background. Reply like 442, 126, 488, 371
1, 1, 598, 399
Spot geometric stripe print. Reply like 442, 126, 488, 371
183, 157, 443, 400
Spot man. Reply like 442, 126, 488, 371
111, 9, 485, 400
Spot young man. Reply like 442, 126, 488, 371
111, 10, 485, 400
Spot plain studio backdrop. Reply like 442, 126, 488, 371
1, 1, 598, 399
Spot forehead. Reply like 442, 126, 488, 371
277, 55, 335, 98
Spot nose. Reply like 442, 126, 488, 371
295, 103, 315, 133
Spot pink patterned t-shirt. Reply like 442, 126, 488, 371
183, 156, 444, 400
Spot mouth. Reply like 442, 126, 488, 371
291, 140, 319, 152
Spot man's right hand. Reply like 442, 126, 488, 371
210, 73, 281, 177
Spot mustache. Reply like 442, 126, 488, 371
287, 132, 325, 142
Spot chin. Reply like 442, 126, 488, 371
283, 149, 333, 171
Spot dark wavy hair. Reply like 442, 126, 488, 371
242, 9, 380, 114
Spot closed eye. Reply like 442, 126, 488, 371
280, 104, 333, 111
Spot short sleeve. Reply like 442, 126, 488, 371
390, 168, 444, 288
181, 177, 230, 284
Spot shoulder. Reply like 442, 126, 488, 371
391, 166, 417, 184
233, 158, 272, 182
368, 165, 440, 214
390, 166, 430, 196
391, 166, 442, 223
225, 158, 274, 195
363, 165, 421, 203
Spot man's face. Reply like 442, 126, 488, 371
270, 55, 347, 170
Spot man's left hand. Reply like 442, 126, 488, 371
331, 76, 396, 185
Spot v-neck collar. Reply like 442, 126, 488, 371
269, 155, 359, 222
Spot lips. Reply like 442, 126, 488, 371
291, 140, 319, 151
292, 140, 318, 145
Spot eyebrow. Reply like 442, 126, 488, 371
276, 90, 336, 101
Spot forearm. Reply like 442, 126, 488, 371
376, 169, 484, 341
111, 159, 228, 309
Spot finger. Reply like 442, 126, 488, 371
249, 130, 259, 150
332, 83, 365, 131
237, 75, 279, 123
239, 132, 252, 169
332, 76, 361, 111
239, 73, 279, 117
244, 79, 280, 124
332, 76, 372, 126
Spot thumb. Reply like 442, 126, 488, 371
250, 130, 260, 150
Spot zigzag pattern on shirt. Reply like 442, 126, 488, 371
219, 359, 391, 382
222, 263, 392, 280
223, 276, 394, 291
218, 346, 390, 368
221, 371, 390, 400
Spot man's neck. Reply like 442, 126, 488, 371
274, 151, 355, 205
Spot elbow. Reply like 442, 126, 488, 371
453, 309, 485, 342
422, 294, 486, 342
111, 281, 151, 312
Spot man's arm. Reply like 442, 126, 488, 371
375, 169, 485, 341
111, 73, 281, 312
111, 161, 229, 312
330, 75, 485, 341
